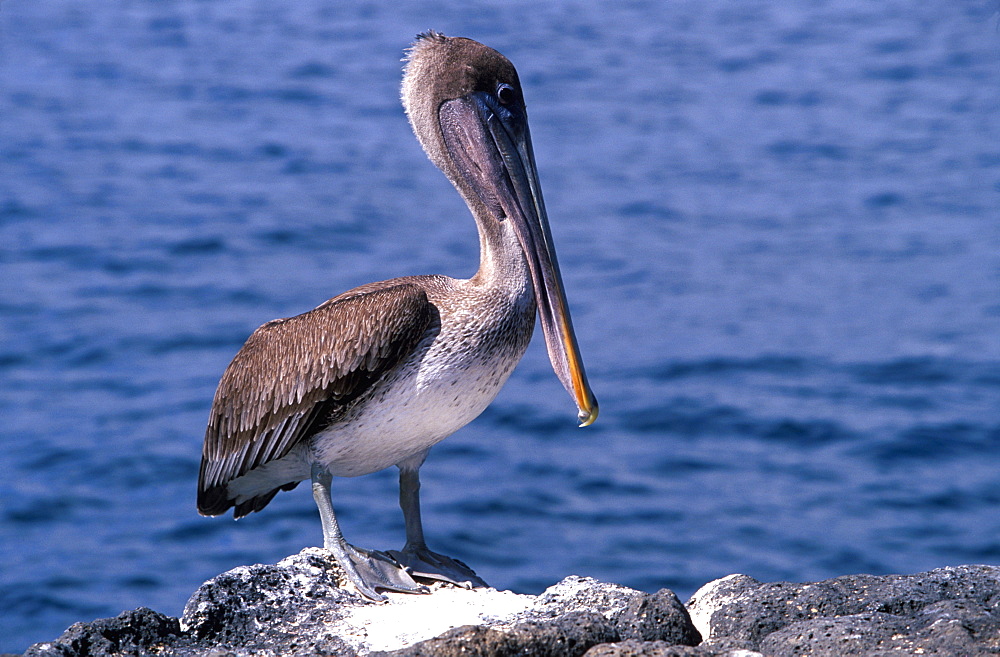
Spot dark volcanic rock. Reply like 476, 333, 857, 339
180, 548, 361, 655
500, 577, 700, 649
613, 589, 701, 645
23, 607, 183, 657
582, 637, 755, 657
376, 579, 702, 657
21, 556, 1000, 657
22, 551, 700, 657
376, 611, 619, 657
761, 599, 1000, 656
688, 565, 1000, 656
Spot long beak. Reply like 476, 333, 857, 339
439, 94, 598, 426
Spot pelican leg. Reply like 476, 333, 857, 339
311, 463, 428, 601
386, 458, 488, 589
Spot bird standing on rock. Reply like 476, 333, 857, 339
197, 31, 598, 601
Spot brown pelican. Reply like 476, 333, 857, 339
197, 31, 598, 601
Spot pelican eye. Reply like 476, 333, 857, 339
497, 83, 516, 105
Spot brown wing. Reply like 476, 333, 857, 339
197, 282, 437, 517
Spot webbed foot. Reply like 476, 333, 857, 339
333, 544, 430, 601
386, 545, 488, 589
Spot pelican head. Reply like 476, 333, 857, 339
402, 31, 598, 426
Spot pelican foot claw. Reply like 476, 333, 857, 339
386, 546, 488, 589
335, 544, 430, 601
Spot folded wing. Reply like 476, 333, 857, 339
197, 282, 436, 517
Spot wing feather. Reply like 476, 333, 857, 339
197, 282, 436, 516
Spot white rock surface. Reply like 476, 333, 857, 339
686, 573, 762, 641
341, 573, 649, 653
343, 584, 536, 653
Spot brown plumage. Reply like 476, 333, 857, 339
198, 282, 436, 517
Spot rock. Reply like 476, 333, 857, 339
687, 565, 1000, 656
20, 555, 1000, 657
513, 576, 653, 622
180, 548, 361, 655
493, 576, 701, 648
760, 599, 1000, 656
23, 548, 700, 657
360, 576, 701, 657
23, 607, 183, 657
613, 589, 701, 645
583, 638, 761, 657
366, 577, 702, 657
375, 611, 620, 657
686, 574, 762, 642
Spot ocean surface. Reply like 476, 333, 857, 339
2, 0, 999, 652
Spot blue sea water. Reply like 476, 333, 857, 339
2, 0, 1000, 652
